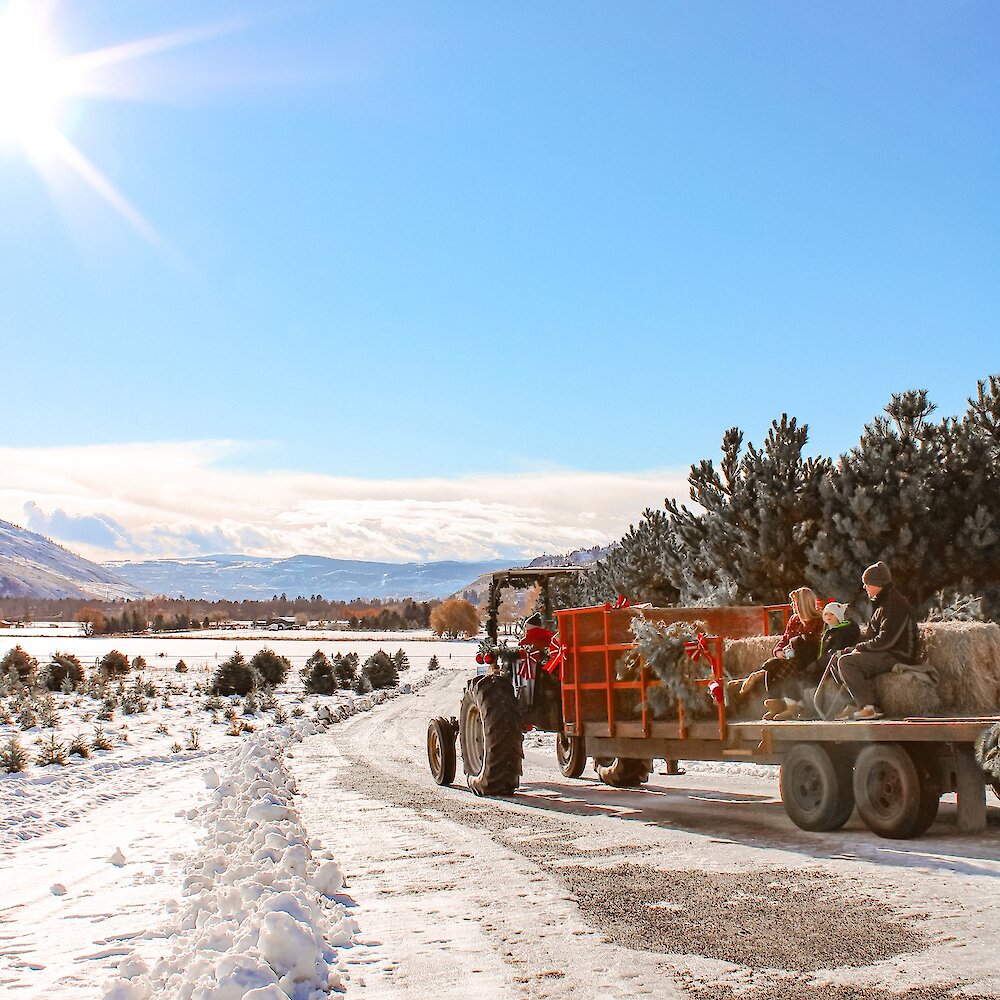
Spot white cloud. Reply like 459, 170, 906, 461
0, 441, 690, 564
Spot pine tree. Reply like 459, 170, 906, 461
250, 649, 291, 687
0, 734, 28, 773
0, 646, 38, 685
301, 651, 337, 695
36, 733, 69, 767
334, 652, 359, 688
362, 650, 398, 690
807, 391, 943, 607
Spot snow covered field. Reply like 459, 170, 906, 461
0, 631, 473, 998
5, 631, 1000, 999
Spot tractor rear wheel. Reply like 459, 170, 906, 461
556, 732, 586, 778
427, 716, 458, 786
460, 676, 523, 796
595, 757, 651, 788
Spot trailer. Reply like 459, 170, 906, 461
427, 585, 1000, 840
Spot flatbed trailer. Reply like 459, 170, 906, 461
557, 603, 1000, 839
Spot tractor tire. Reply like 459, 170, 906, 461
595, 757, 651, 788
460, 675, 523, 797
427, 716, 458, 786
556, 732, 586, 778
853, 742, 926, 839
779, 743, 855, 832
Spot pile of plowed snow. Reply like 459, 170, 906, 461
104, 721, 356, 999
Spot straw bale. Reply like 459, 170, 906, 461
874, 672, 942, 718
916, 621, 1000, 715
723, 635, 776, 679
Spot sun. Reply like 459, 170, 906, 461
0, 5, 73, 157
0, 1, 247, 248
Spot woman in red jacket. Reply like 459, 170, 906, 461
739, 586, 823, 714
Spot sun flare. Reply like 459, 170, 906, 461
0, 6, 71, 156
0, 1, 244, 248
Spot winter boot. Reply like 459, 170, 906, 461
774, 699, 802, 721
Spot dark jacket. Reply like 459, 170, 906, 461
855, 584, 919, 663
817, 619, 861, 667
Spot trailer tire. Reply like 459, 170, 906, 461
853, 743, 926, 839
556, 733, 586, 778
595, 757, 651, 788
909, 751, 942, 837
460, 676, 522, 797
779, 743, 855, 832
427, 716, 458, 786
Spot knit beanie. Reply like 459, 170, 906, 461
862, 561, 892, 587
823, 602, 848, 623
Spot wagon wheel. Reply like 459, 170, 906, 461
853, 743, 926, 839
427, 716, 457, 786
556, 732, 586, 778
779, 743, 855, 832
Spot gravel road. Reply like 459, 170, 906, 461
291, 672, 1000, 1000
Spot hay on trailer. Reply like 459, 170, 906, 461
722, 621, 1000, 718
916, 620, 1000, 715
723, 635, 775, 680
874, 671, 942, 717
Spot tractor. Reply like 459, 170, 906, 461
425, 565, 647, 795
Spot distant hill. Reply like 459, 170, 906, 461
456, 545, 610, 604
0, 520, 146, 600
527, 545, 613, 568
104, 554, 513, 602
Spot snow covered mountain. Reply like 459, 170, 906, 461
103, 554, 513, 601
0, 520, 146, 600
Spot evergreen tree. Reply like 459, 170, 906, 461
210, 652, 257, 696
807, 391, 943, 607
302, 651, 338, 695
40, 653, 85, 692
0, 646, 37, 685
362, 650, 398, 690
250, 648, 291, 687
100, 650, 130, 679
331, 652, 358, 688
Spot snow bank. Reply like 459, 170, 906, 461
102, 721, 354, 1000
100, 678, 434, 1000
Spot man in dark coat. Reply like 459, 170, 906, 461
835, 561, 919, 720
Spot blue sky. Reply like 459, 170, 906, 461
1, 1, 998, 563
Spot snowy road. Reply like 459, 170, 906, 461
293, 671, 1000, 1000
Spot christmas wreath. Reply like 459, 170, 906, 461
618, 614, 714, 720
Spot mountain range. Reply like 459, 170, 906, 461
0, 520, 144, 600
0, 518, 607, 602
104, 553, 514, 602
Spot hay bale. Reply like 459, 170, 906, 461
723, 635, 775, 679
917, 621, 1000, 715
724, 621, 1000, 718
875, 672, 942, 718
